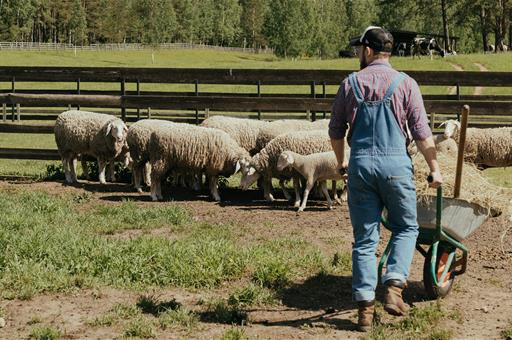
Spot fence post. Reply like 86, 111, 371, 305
136, 79, 140, 120
76, 78, 81, 110
257, 80, 261, 120
2, 104, 6, 122
11, 76, 15, 122
120, 77, 126, 121
322, 81, 327, 119
195, 80, 199, 125
147, 107, 151, 119
456, 83, 461, 121
310, 81, 316, 122
16, 103, 20, 122
430, 112, 436, 131
205, 108, 210, 119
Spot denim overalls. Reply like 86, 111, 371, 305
347, 71, 419, 302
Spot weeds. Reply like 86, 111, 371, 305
502, 321, 512, 339
203, 299, 248, 325
29, 326, 61, 339
123, 316, 156, 338
219, 326, 249, 340
228, 283, 276, 307
136, 294, 180, 316
159, 307, 199, 331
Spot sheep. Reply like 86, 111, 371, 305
126, 119, 177, 192
407, 133, 458, 157
239, 129, 333, 206
200, 115, 270, 155
54, 110, 128, 184
255, 119, 329, 151
277, 150, 348, 212
149, 124, 250, 202
442, 119, 512, 167
81, 141, 132, 182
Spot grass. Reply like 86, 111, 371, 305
219, 327, 249, 340
0, 189, 331, 299
502, 322, 512, 339
29, 326, 62, 340
365, 301, 452, 340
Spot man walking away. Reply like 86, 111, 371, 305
329, 26, 443, 332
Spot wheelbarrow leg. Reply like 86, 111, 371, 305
378, 240, 393, 284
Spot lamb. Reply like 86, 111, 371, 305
277, 151, 348, 212
54, 110, 128, 184
239, 129, 333, 206
442, 119, 512, 167
127, 119, 176, 192
255, 119, 329, 151
149, 124, 250, 201
200, 115, 270, 155
408, 133, 458, 157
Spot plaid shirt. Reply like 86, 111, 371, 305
329, 59, 432, 145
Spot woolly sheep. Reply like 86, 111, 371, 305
127, 119, 176, 192
200, 115, 270, 155
239, 129, 332, 206
149, 124, 250, 202
255, 119, 329, 151
81, 141, 132, 182
54, 110, 128, 184
408, 133, 458, 157
277, 150, 348, 212
442, 119, 512, 167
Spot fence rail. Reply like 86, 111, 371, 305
0, 42, 273, 54
0, 67, 511, 162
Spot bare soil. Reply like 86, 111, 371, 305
0, 180, 510, 339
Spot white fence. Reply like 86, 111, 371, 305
0, 42, 274, 54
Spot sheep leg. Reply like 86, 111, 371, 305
320, 180, 333, 210
62, 157, 72, 184
70, 157, 78, 183
98, 159, 107, 184
150, 171, 161, 201
209, 175, 221, 202
332, 180, 342, 205
293, 176, 301, 208
192, 172, 201, 192
144, 162, 152, 186
263, 178, 275, 202
133, 163, 144, 193
81, 159, 90, 180
279, 179, 292, 201
298, 180, 315, 212
108, 161, 116, 182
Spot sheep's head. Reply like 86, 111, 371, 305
277, 151, 295, 171
441, 120, 460, 139
239, 165, 260, 190
106, 119, 128, 143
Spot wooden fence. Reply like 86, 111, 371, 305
0, 66, 511, 161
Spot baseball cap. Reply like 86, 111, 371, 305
350, 26, 394, 53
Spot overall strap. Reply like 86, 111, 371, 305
383, 72, 407, 101
348, 72, 364, 104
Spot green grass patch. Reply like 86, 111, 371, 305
0, 190, 329, 299
123, 316, 157, 338
29, 326, 62, 340
227, 283, 277, 307
483, 168, 512, 188
219, 326, 249, 340
502, 321, 512, 339
158, 307, 199, 331
202, 299, 248, 325
365, 301, 452, 340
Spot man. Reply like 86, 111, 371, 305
329, 26, 443, 331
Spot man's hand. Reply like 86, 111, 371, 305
336, 161, 349, 180
428, 170, 443, 188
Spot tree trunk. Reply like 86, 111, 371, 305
480, 6, 488, 51
441, 0, 450, 51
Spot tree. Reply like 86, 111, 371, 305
240, 0, 269, 49
211, 0, 241, 46
69, 0, 87, 44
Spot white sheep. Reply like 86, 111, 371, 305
149, 124, 250, 202
408, 133, 458, 157
442, 119, 512, 167
277, 150, 348, 212
255, 119, 329, 151
200, 115, 270, 155
127, 119, 176, 192
54, 110, 128, 184
81, 141, 132, 182
239, 129, 332, 206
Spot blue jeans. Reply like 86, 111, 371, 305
348, 155, 419, 302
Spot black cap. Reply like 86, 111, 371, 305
350, 26, 394, 53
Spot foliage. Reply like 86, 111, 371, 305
29, 326, 62, 340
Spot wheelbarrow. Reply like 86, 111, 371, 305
379, 185, 489, 299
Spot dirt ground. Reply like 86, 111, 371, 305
0, 180, 511, 339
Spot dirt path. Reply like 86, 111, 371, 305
448, 63, 464, 95
0, 181, 510, 339
473, 62, 489, 95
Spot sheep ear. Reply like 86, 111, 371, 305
123, 124, 128, 132
106, 122, 113, 136
248, 167, 256, 176
439, 121, 446, 127
234, 160, 241, 174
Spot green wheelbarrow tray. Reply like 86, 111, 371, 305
379, 186, 490, 299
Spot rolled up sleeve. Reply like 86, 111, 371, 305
329, 82, 349, 140
406, 78, 432, 141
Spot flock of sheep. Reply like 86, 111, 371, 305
54, 110, 512, 212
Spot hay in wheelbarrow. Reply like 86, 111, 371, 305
412, 152, 512, 221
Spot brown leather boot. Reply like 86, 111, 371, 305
384, 279, 410, 316
357, 300, 375, 332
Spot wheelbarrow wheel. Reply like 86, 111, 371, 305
423, 244, 455, 299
